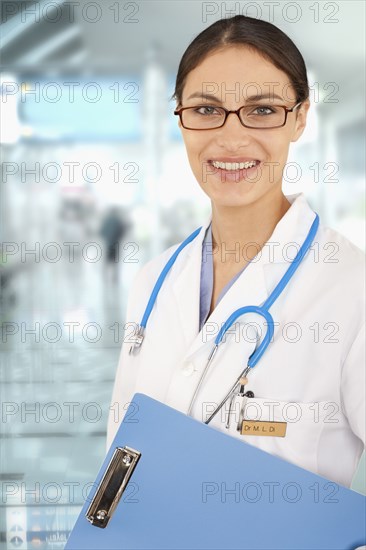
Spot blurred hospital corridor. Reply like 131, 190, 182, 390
1, 1, 365, 548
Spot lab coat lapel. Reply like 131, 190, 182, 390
170, 215, 268, 354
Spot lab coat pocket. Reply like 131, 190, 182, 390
227, 396, 334, 475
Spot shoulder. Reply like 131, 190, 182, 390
290, 192, 364, 274
127, 226, 205, 316
316, 223, 365, 278
133, 242, 181, 287
122, 242, 180, 321
131, 223, 207, 290
313, 223, 365, 333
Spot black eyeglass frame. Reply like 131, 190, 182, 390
174, 102, 303, 130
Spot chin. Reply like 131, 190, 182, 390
217, 198, 256, 208
200, 183, 261, 208
208, 192, 259, 209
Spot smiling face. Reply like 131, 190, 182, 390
177, 45, 310, 208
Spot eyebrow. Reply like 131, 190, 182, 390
186, 92, 286, 102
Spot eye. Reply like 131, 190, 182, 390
250, 105, 277, 116
194, 105, 222, 116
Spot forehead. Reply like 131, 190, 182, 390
182, 46, 295, 103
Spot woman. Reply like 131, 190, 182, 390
107, 15, 365, 490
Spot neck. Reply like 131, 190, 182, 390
211, 190, 291, 259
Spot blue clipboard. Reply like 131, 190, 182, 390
65, 393, 366, 550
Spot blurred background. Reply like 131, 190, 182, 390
0, 0, 365, 548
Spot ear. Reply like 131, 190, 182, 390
176, 105, 182, 129
291, 99, 310, 143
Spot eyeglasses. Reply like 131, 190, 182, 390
174, 102, 302, 130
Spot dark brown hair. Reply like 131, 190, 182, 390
172, 15, 309, 106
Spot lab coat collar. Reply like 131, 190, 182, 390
172, 192, 317, 353
262, 192, 317, 264
184, 192, 317, 266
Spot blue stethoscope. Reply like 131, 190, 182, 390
129, 213, 320, 428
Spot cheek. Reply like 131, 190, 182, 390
258, 134, 292, 184
182, 134, 205, 165
262, 132, 292, 161
182, 139, 211, 188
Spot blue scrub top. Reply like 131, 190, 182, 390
199, 223, 249, 330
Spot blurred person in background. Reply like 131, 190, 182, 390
100, 206, 131, 285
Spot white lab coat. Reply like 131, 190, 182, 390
107, 192, 365, 489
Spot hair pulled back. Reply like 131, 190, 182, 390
172, 15, 309, 106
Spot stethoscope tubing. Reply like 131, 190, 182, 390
140, 227, 201, 329
132, 212, 320, 426
186, 306, 274, 417
187, 213, 319, 420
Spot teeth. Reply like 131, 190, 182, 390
211, 160, 258, 170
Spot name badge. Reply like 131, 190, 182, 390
240, 420, 287, 437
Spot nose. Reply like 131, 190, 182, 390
215, 111, 253, 148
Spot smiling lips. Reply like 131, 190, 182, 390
211, 159, 259, 170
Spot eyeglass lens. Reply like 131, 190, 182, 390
181, 105, 288, 129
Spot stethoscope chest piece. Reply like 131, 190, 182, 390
224, 375, 257, 431
128, 325, 145, 355
236, 389, 255, 432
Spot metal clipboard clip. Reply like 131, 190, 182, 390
85, 446, 141, 528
